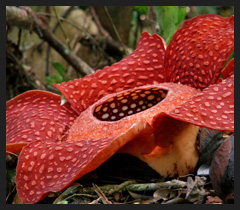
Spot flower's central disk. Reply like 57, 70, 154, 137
94, 88, 168, 121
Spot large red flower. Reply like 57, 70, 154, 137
6, 14, 234, 204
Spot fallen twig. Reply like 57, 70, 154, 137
93, 184, 112, 204
80, 180, 186, 195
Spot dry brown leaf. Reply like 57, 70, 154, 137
205, 196, 223, 204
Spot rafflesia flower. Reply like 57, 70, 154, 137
6, 14, 234, 204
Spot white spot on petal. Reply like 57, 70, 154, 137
102, 113, 109, 119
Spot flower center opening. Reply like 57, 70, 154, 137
93, 88, 168, 121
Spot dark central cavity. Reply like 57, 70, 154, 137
93, 87, 168, 121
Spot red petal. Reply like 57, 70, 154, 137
16, 122, 146, 204
221, 58, 234, 79
6, 90, 78, 154
54, 32, 166, 114
165, 14, 234, 90
67, 83, 199, 141
166, 75, 234, 131
216, 78, 223, 84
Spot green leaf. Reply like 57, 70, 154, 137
65, 77, 71, 82
134, 6, 148, 15
58, 201, 69, 204
155, 6, 178, 44
51, 62, 66, 77
223, 50, 234, 68
6, 169, 16, 183
79, 6, 89, 11
176, 7, 186, 26
155, 6, 186, 45
45, 75, 63, 85
53, 183, 81, 204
